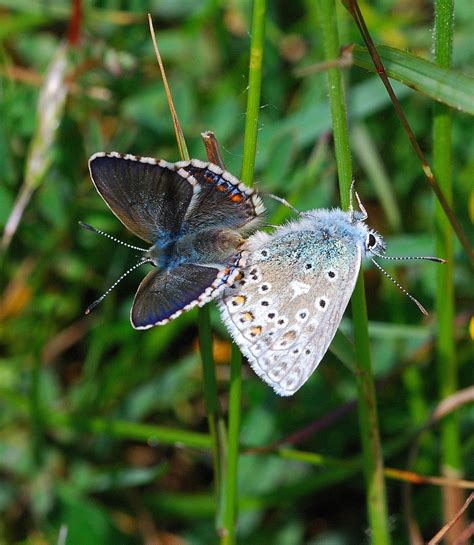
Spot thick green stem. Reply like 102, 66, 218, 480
220, 1, 266, 543
317, 1, 391, 542
433, 0, 463, 538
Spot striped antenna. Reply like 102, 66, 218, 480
79, 221, 148, 252
85, 258, 150, 314
371, 258, 428, 315
373, 252, 446, 264
264, 193, 300, 215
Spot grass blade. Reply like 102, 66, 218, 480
148, 14, 189, 161
433, 1, 464, 542
352, 44, 474, 115
1, 43, 69, 252
148, 15, 226, 532
317, 1, 391, 542
221, 1, 267, 543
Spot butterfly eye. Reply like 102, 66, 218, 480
367, 233, 377, 249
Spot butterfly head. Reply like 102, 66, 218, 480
365, 228, 386, 256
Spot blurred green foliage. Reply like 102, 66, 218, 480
0, 1, 472, 544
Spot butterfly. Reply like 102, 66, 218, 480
86, 152, 265, 329
219, 188, 444, 396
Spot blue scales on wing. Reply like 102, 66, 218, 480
88, 152, 265, 329
89, 152, 197, 247
131, 263, 235, 329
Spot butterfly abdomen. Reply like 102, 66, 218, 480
172, 229, 243, 266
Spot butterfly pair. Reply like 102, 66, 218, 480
86, 152, 442, 396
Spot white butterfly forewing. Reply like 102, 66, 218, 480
219, 225, 362, 395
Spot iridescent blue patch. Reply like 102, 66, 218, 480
88, 152, 265, 329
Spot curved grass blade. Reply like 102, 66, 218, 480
352, 45, 474, 116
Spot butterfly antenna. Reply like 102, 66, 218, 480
264, 193, 300, 215
373, 252, 446, 264
79, 221, 148, 252
85, 258, 151, 315
371, 258, 428, 315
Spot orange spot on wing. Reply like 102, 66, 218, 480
249, 326, 262, 337
231, 194, 242, 202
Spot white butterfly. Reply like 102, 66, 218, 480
219, 189, 442, 396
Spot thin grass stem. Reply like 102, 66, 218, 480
200, 131, 230, 529
220, 1, 266, 542
148, 15, 226, 531
433, 0, 464, 539
317, 1, 391, 542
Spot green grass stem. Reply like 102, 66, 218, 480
198, 304, 228, 528
240, 0, 266, 186
47, 412, 213, 450
433, 0, 463, 535
220, 1, 266, 542
317, 1, 391, 542
150, 17, 228, 530
221, 344, 242, 544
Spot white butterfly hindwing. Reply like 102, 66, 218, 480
219, 225, 362, 396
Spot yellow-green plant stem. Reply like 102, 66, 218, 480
173, 117, 227, 532
220, 1, 266, 543
240, 0, 266, 185
317, 1, 391, 542
198, 305, 228, 528
433, 0, 462, 531
221, 344, 242, 544
153, 23, 229, 528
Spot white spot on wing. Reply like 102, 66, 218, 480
290, 280, 310, 298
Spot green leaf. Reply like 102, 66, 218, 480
352, 45, 474, 115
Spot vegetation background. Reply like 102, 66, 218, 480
0, 1, 472, 544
